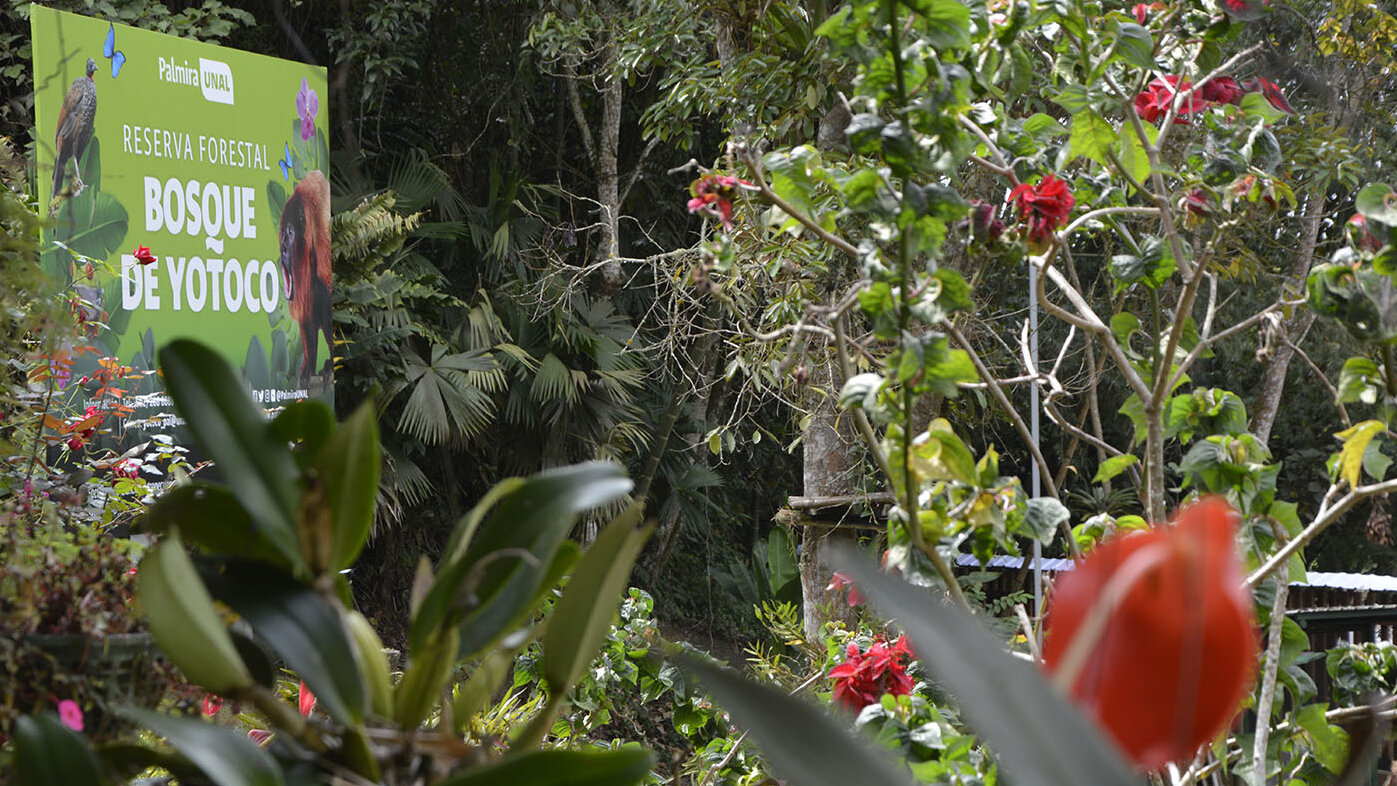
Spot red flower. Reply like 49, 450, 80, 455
1241, 77, 1294, 114
1134, 76, 1206, 124
1042, 497, 1258, 771
1008, 174, 1075, 245
248, 728, 274, 747
132, 245, 157, 266
1132, 3, 1150, 23
1199, 76, 1244, 105
201, 694, 224, 717
826, 571, 864, 607
828, 636, 915, 711
687, 174, 752, 231
113, 459, 140, 480
298, 681, 316, 717
84, 261, 95, 280
66, 435, 84, 452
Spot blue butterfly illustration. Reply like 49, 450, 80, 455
103, 23, 126, 78
278, 144, 293, 180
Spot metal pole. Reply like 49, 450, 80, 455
1030, 262, 1043, 637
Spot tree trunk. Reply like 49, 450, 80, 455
594, 43, 623, 295
798, 358, 860, 642
1250, 187, 1325, 445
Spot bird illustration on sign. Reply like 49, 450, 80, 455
52, 57, 98, 200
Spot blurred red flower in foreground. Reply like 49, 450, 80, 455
828, 635, 914, 711
1008, 174, 1074, 245
299, 680, 316, 717
1043, 497, 1258, 770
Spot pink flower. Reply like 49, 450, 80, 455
58, 699, 84, 732
113, 459, 140, 480
297, 78, 319, 141
248, 728, 274, 747
1008, 173, 1075, 245
828, 636, 915, 711
201, 694, 224, 716
298, 681, 315, 717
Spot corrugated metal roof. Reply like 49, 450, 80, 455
955, 554, 1397, 592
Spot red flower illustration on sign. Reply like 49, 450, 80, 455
1008, 173, 1074, 245
828, 635, 914, 711
1042, 497, 1259, 771
132, 245, 157, 266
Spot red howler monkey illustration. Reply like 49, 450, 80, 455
278, 170, 333, 387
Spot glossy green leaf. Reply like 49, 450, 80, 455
1111, 21, 1155, 69
13, 713, 109, 786
543, 505, 654, 693
314, 400, 381, 570
437, 746, 654, 786
409, 462, 631, 656
682, 657, 915, 786
1357, 183, 1397, 226
270, 401, 335, 468
159, 340, 304, 574
1092, 454, 1139, 483
202, 560, 365, 726
1022, 497, 1068, 544
1069, 111, 1116, 166
141, 484, 288, 567
830, 547, 1144, 786
116, 708, 283, 786
459, 540, 580, 661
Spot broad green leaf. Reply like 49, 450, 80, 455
1023, 497, 1068, 544
1054, 84, 1091, 114
1336, 420, 1386, 488
1116, 121, 1156, 186
1023, 113, 1068, 138
830, 547, 1144, 786
1296, 704, 1350, 773
459, 540, 579, 661
1093, 454, 1139, 483
54, 188, 129, 260
138, 532, 253, 694
1356, 183, 1397, 226
269, 401, 335, 469
13, 714, 109, 786
910, 419, 977, 484
437, 746, 654, 786
1069, 111, 1116, 166
682, 657, 916, 786
116, 709, 283, 786
1111, 21, 1155, 69
1239, 92, 1289, 125
542, 505, 654, 693
202, 560, 366, 726
159, 340, 304, 574
314, 400, 381, 570
409, 462, 631, 657
1363, 439, 1392, 482
840, 373, 884, 411
1337, 357, 1382, 406
141, 484, 288, 567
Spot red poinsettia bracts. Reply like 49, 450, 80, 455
1042, 497, 1259, 771
1008, 174, 1074, 245
828, 635, 914, 711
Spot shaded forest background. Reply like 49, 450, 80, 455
4, 0, 1397, 646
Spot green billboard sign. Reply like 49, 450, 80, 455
32, 7, 332, 432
